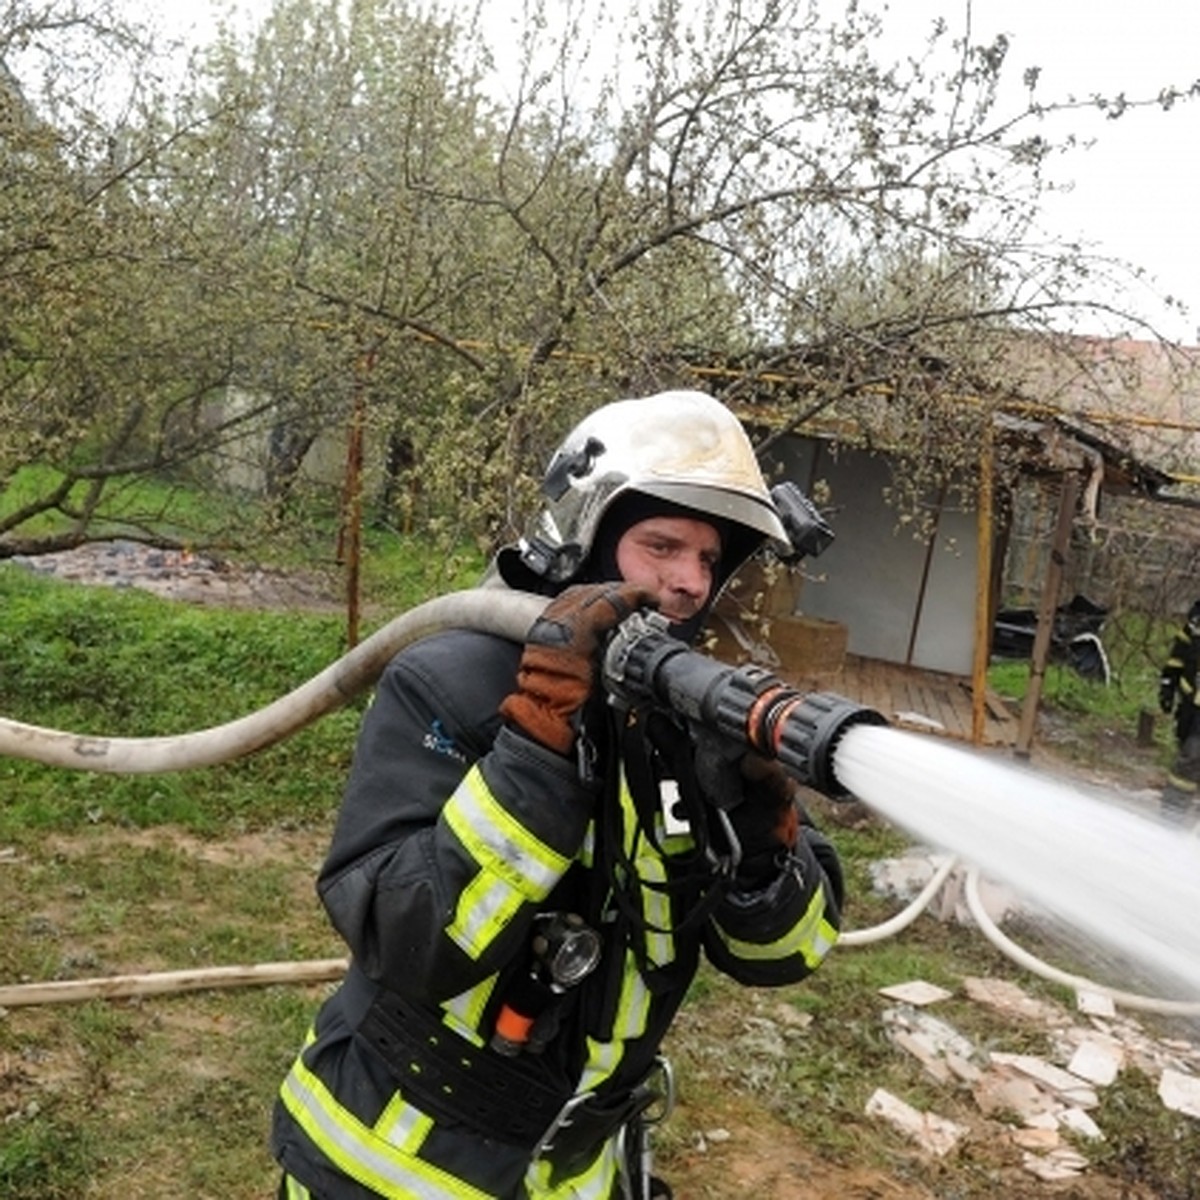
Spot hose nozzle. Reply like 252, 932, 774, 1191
605, 611, 887, 799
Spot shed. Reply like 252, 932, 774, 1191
689, 334, 1198, 748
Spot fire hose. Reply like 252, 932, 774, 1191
1, 587, 1196, 1015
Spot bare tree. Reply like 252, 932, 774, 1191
4, 0, 1195, 564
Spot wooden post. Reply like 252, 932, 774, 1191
970, 419, 995, 745
1137, 709, 1156, 747
338, 346, 375, 650
1014, 472, 1081, 758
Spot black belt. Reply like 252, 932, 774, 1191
355, 982, 664, 1175
356, 986, 573, 1148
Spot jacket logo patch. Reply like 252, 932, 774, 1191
423, 719, 467, 764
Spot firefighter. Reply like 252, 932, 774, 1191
271, 391, 845, 1199
1159, 599, 1200, 823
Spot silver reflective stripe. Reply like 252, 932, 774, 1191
280, 1069, 484, 1199
376, 1095, 429, 1152
446, 769, 568, 892
445, 770, 570, 958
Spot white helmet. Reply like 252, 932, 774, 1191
512, 390, 791, 585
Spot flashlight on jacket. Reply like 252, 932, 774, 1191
491, 913, 602, 1056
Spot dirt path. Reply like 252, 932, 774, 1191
11, 538, 345, 611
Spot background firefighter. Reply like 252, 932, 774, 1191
270, 391, 846, 1200
1159, 599, 1200, 823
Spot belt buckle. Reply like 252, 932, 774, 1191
531, 1090, 594, 1161
640, 1055, 676, 1126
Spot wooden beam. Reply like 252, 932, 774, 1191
971, 420, 995, 744
1014, 472, 1081, 758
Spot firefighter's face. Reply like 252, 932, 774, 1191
615, 515, 722, 624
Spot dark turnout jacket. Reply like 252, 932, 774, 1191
1161, 609, 1200, 744
272, 626, 842, 1199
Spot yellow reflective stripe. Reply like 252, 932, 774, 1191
279, 1052, 488, 1199
442, 980, 495, 1041
444, 770, 570, 958
283, 1175, 311, 1200
617, 776, 676, 970
375, 1090, 432, 1152
576, 945, 656, 1094
579, 1034, 624, 1093
1167, 772, 1198, 793
660, 832, 694, 854
613, 952, 652, 1040
619, 770, 640, 856
629, 785, 673, 967
579, 822, 596, 866
450, 871, 525, 959
574, 773, 664, 1096
714, 886, 839, 970
446, 770, 570, 891
523, 1131, 621, 1199
640, 854, 673, 969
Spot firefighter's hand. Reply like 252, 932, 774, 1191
1160, 682, 1175, 714
726, 755, 803, 882
728, 756, 845, 905
499, 583, 657, 755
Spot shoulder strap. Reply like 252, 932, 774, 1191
591, 708, 731, 997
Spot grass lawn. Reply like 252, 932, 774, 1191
1, 556, 1195, 1199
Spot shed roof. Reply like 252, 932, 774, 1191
680, 332, 1198, 501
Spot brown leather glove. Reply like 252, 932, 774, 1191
729, 754, 802, 865
499, 582, 657, 755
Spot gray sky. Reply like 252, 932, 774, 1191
138, 0, 1200, 343
915, 0, 1200, 344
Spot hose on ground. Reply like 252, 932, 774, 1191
838, 855, 958, 947
961, 863, 1200, 1018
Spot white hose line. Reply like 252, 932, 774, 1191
840, 857, 1200, 1016
2, 588, 1194, 1016
0, 588, 545, 774
838, 854, 958, 947
962, 864, 1200, 1018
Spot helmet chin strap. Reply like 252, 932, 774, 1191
663, 607, 709, 646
